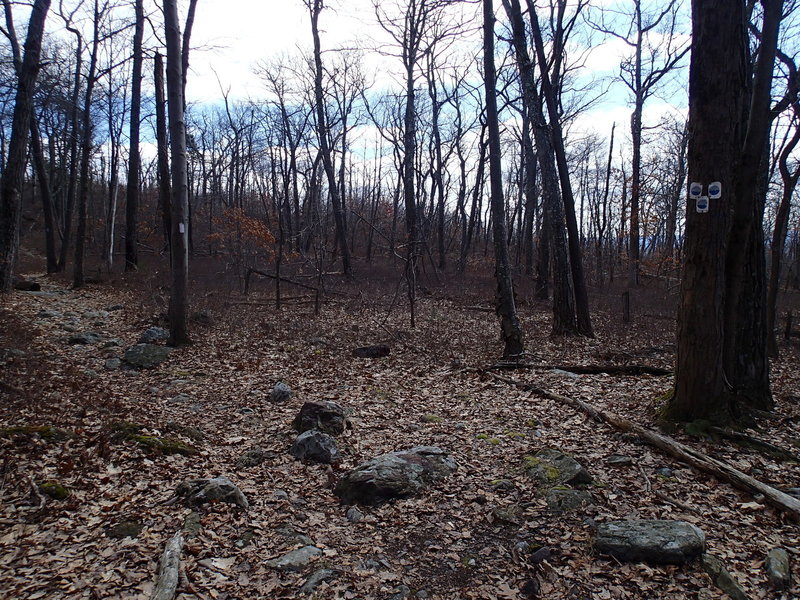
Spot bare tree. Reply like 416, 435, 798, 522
124, 0, 143, 271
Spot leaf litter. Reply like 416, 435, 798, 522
0, 277, 798, 599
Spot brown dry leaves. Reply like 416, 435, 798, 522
0, 277, 799, 599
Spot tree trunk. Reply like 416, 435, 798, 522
0, 0, 50, 291
155, 52, 172, 251
484, 0, 524, 358
163, 0, 190, 346
125, 0, 144, 271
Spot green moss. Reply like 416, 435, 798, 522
684, 419, 712, 438
111, 421, 146, 438
422, 414, 443, 424
128, 434, 198, 456
476, 433, 489, 440
524, 418, 539, 428
504, 430, 526, 439
39, 481, 70, 500
488, 437, 501, 446
0, 425, 74, 441
522, 455, 561, 481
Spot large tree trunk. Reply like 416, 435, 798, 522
155, 52, 172, 251
484, 0, 524, 359
163, 0, 190, 346
0, 0, 50, 292
124, 0, 144, 271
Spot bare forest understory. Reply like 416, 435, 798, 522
1, 255, 800, 600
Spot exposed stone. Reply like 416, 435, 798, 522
766, 547, 791, 590
594, 520, 705, 565
523, 448, 592, 486
655, 466, 674, 478
605, 454, 633, 466
38, 481, 70, 500
701, 554, 749, 600
176, 476, 249, 509
293, 401, 348, 435
271, 382, 292, 403
107, 520, 144, 539
68, 332, 102, 345
290, 429, 339, 464
37, 309, 61, 318
138, 326, 170, 344
544, 488, 593, 512
123, 344, 172, 369
168, 393, 192, 404
352, 344, 390, 358
236, 446, 271, 468
335, 446, 457, 505
13, 278, 41, 291
346, 506, 364, 522
105, 304, 124, 311
190, 311, 214, 325
265, 545, 322, 571
183, 512, 202, 538
299, 568, 338, 595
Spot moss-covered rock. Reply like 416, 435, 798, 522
421, 414, 443, 424
38, 481, 70, 500
523, 448, 592, 486
107, 520, 144, 539
0, 425, 75, 441
111, 421, 198, 455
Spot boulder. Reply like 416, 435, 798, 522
13, 278, 41, 291
176, 476, 249, 509
290, 429, 339, 464
293, 401, 348, 435
123, 344, 172, 369
523, 448, 592, 486
236, 446, 272, 468
138, 326, 170, 344
594, 520, 705, 565
766, 548, 791, 590
544, 488, 593, 512
266, 545, 322, 571
352, 344, 390, 358
335, 446, 457, 505
104, 358, 121, 370
68, 332, 102, 345
271, 382, 292, 403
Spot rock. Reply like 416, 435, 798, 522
766, 548, 791, 590
293, 401, 348, 435
106, 521, 144, 539
176, 476, 249, 509
352, 344, 390, 358
389, 585, 411, 600
138, 326, 169, 344
655, 466, 674, 478
68, 332, 102, 345
84, 369, 99, 378
238, 407, 255, 415
38, 481, 70, 500
122, 344, 172, 369
605, 454, 633, 466
346, 506, 364, 522
265, 545, 322, 571
271, 382, 292, 403
190, 311, 213, 325
13, 278, 41, 291
168, 393, 192, 404
523, 448, 592, 486
551, 368, 579, 379
105, 304, 124, 311
544, 488, 593, 512
290, 429, 339, 464
183, 512, 202, 538
299, 568, 338, 595
594, 520, 705, 565
236, 446, 271, 468
335, 446, 457, 506
37, 309, 61, 318
102, 338, 122, 348
702, 554, 749, 600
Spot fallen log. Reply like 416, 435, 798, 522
150, 531, 184, 600
546, 364, 672, 377
484, 371, 800, 520
709, 426, 800, 463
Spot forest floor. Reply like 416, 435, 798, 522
1, 265, 799, 600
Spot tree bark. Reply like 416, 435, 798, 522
484, 0, 524, 358
125, 0, 144, 271
164, 0, 190, 346
0, 0, 50, 292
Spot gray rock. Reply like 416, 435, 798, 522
123, 344, 172, 369
236, 446, 271, 468
13, 279, 40, 291
290, 429, 339, 464
655, 466, 674, 478
605, 454, 633, 466
594, 520, 705, 565
271, 381, 292, 403
168, 393, 192, 404
352, 344, 390, 358
105, 304, 124, 311
265, 545, 322, 571
176, 476, 249, 509
702, 554, 749, 600
68, 332, 102, 345
238, 407, 255, 415
389, 585, 411, 600
335, 446, 457, 506
102, 338, 122, 348
766, 547, 791, 590
551, 368, 579, 379
138, 326, 170, 344
37, 309, 61, 318
346, 506, 364, 522
84, 369, 99, 378
61, 322, 80, 333
293, 401, 348, 435
104, 358, 121, 370
190, 311, 213, 325
299, 568, 338, 595
523, 448, 592, 486
106, 520, 144, 539
544, 488, 593, 512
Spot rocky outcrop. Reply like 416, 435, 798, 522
594, 520, 705, 565
293, 401, 348, 435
